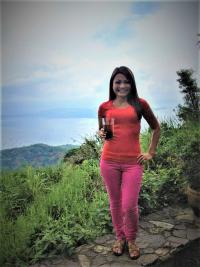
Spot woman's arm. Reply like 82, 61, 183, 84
148, 124, 161, 156
137, 124, 160, 164
137, 99, 161, 163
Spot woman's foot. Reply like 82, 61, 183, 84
127, 241, 140, 260
112, 239, 126, 256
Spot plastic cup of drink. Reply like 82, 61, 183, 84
102, 117, 114, 140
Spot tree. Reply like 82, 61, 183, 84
175, 69, 200, 124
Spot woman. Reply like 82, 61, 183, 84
98, 66, 160, 260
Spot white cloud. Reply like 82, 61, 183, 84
2, 1, 198, 113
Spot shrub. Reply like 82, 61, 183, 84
63, 134, 103, 164
1, 118, 198, 266
179, 122, 200, 190
139, 167, 187, 215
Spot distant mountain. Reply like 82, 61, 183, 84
0, 143, 79, 171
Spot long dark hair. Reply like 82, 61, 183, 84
109, 66, 143, 120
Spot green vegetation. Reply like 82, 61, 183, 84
1, 120, 198, 266
0, 68, 199, 266
174, 69, 200, 191
175, 69, 200, 123
0, 160, 112, 266
1, 143, 79, 170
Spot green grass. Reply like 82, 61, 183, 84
0, 161, 113, 266
1, 119, 198, 266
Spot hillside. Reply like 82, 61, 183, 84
0, 143, 79, 171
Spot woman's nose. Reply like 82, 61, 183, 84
119, 84, 126, 88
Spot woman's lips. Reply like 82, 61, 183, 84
116, 89, 128, 93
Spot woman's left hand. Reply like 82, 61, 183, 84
137, 152, 154, 164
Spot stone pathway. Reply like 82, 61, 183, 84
30, 205, 200, 267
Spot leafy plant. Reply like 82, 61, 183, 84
175, 68, 200, 123
63, 134, 102, 164
1, 111, 198, 266
179, 123, 200, 190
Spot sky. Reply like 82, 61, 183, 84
1, 0, 199, 150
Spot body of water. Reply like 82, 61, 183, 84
1, 117, 98, 150
1, 116, 157, 150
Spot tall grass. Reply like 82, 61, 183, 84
0, 161, 111, 266
1, 118, 198, 266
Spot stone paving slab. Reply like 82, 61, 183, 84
29, 205, 200, 267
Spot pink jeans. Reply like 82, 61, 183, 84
100, 159, 143, 241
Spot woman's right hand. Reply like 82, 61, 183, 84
98, 128, 106, 141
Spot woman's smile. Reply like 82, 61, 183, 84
116, 89, 129, 93
113, 73, 131, 97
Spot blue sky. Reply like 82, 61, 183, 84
1, 1, 199, 149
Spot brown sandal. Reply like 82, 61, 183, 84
112, 239, 126, 256
127, 241, 140, 260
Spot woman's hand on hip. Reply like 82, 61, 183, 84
137, 152, 154, 164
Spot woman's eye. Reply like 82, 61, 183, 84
115, 81, 130, 84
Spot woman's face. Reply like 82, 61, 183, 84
113, 73, 131, 98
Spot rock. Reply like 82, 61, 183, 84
84, 250, 98, 257
136, 233, 165, 249
167, 236, 188, 246
93, 245, 111, 254
110, 263, 126, 267
75, 244, 93, 253
54, 259, 80, 267
111, 262, 140, 267
123, 264, 141, 267
186, 228, 200, 240
155, 248, 169, 256
106, 254, 119, 262
94, 234, 114, 244
137, 228, 149, 236
139, 221, 153, 230
49, 258, 63, 265
110, 254, 128, 263
37, 260, 52, 266
158, 253, 172, 262
172, 230, 187, 238
137, 253, 159, 265
170, 247, 178, 255
174, 223, 186, 230
135, 239, 149, 249
175, 208, 194, 223
78, 255, 91, 267
146, 235, 166, 249
78, 246, 95, 255
29, 205, 200, 267
194, 218, 200, 228
110, 263, 124, 267
175, 214, 194, 223
163, 241, 171, 248
149, 220, 174, 230
144, 213, 164, 221
169, 242, 183, 248
163, 231, 171, 238
148, 226, 165, 234
92, 254, 107, 266
142, 247, 154, 254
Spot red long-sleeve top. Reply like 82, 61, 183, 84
98, 98, 159, 164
